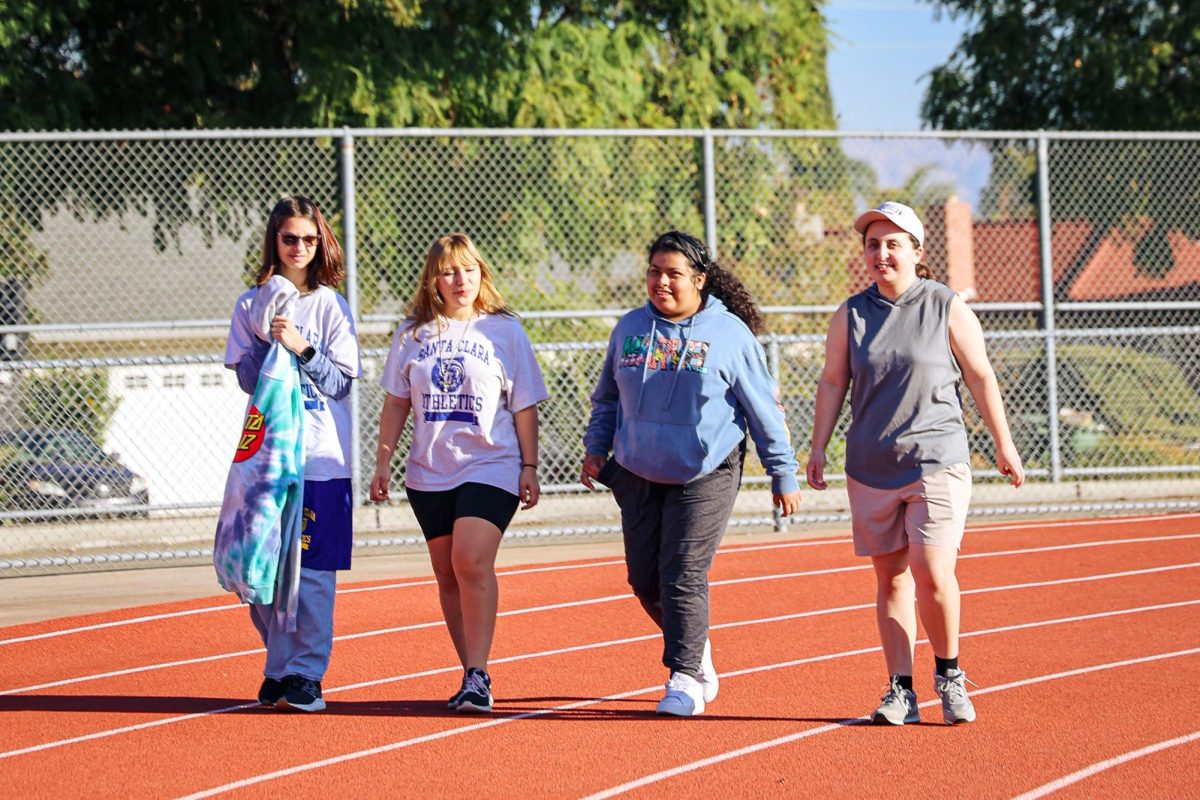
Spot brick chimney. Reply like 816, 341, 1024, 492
924, 196, 976, 297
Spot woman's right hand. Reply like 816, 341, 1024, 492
369, 469, 391, 502
805, 450, 828, 490
580, 453, 607, 490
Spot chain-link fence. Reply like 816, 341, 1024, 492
2, 129, 1198, 575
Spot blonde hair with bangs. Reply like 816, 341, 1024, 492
405, 233, 512, 338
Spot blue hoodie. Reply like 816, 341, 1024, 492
584, 296, 800, 494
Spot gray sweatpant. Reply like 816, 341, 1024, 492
602, 446, 743, 679
249, 566, 337, 682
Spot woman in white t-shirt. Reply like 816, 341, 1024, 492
371, 233, 548, 713
224, 195, 362, 713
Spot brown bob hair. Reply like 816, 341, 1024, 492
255, 196, 345, 291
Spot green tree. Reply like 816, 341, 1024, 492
922, 1, 1199, 132
921, 1, 1200, 275
0, 2, 841, 298
1, 1, 833, 131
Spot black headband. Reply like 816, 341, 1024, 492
649, 231, 712, 274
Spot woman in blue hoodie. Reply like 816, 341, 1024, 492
581, 231, 802, 717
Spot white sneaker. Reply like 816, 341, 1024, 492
698, 638, 719, 703
656, 671, 705, 716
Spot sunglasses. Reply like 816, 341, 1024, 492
278, 232, 320, 248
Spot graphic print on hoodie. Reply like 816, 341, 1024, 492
584, 296, 801, 494
619, 334, 711, 373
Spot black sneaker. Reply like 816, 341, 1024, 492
455, 667, 492, 713
277, 675, 326, 713
447, 680, 468, 710
258, 677, 286, 706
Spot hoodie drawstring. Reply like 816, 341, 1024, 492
664, 313, 694, 409
634, 304, 698, 414
634, 316, 658, 416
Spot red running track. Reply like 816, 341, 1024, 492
0, 513, 1198, 798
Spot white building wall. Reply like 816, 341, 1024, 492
106, 363, 247, 508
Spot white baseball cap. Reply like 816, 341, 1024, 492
853, 201, 924, 246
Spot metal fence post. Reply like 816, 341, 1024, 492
767, 335, 788, 533
702, 130, 718, 259
1036, 132, 1063, 482
340, 128, 363, 501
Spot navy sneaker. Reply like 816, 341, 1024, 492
447, 680, 468, 710
276, 675, 326, 713
455, 667, 492, 713
258, 677, 286, 706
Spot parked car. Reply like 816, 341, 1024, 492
0, 429, 149, 516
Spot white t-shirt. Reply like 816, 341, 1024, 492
380, 313, 549, 495
225, 285, 362, 481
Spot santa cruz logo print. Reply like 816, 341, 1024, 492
233, 405, 265, 463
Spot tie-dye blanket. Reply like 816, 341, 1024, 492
214, 280, 305, 631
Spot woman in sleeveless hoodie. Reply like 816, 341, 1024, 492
806, 201, 1024, 726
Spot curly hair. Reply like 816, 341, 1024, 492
648, 231, 764, 334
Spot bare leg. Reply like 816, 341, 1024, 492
451, 516, 504, 671
427, 536, 467, 667
871, 548, 917, 676
909, 542, 961, 660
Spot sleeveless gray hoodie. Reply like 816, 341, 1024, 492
845, 278, 970, 489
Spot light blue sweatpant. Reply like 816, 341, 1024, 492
250, 567, 337, 682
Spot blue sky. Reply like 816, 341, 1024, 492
823, 1, 967, 131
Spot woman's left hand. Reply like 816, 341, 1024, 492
270, 314, 309, 355
773, 490, 802, 517
995, 441, 1025, 487
519, 465, 540, 510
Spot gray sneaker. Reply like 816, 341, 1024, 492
934, 668, 977, 724
872, 677, 919, 725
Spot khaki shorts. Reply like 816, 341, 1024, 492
846, 462, 972, 557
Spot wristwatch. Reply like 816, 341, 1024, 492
298, 345, 317, 364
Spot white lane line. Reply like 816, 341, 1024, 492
580, 648, 1200, 800
4, 588, 1196, 762
0, 604, 243, 647
8, 513, 1195, 645
965, 511, 1200, 532
961, 533, 1200, 560
4, 549, 1198, 695
966, 562, 1200, 595
0, 560, 619, 646
338, 558, 630, 595
0, 593, 628, 695
1011, 730, 1200, 799
12, 527, 1190, 650
172, 643, 1200, 799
